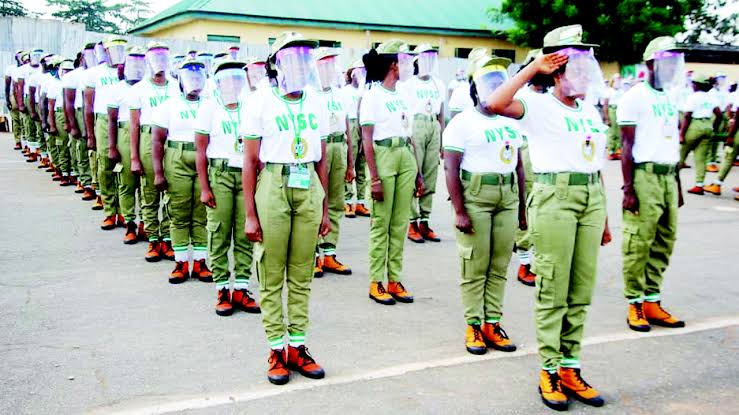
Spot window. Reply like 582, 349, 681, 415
268, 37, 276, 46
318, 40, 342, 48
455, 48, 473, 59
207, 34, 241, 43
493, 49, 515, 61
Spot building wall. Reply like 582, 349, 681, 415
144, 19, 529, 60
685, 62, 739, 81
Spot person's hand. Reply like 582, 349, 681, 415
154, 173, 168, 192
130, 157, 143, 176
679, 134, 685, 144
319, 210, 331, 237
87, 136, 96, 150
370, 177, 384, 201
535, 53, 569, 75
18, 104, 26, 113
601, 221, 612, 246
30, 111, 38, 121
48, 126, 57, 135
678, 188, 685, 208
64, 123, 71, 134
69, 126, 80, 139
415, 174, 425, 197
623, 186, 639, 214
455, 211, 474, 234
108, 146, 121, 163
604, 118, 611, 127
200, 189, 216, 208
345, 164, 355, 183
518, 202, 528, 231
245, 216, 263, 242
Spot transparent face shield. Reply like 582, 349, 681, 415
317, 56, 338, 90
82, 49, 96, 68
473, 67, 509, 108
397, 53, 414, 82
417, 51, 439, 77
652, 51, 685, 91
455, 68, 465, 81
715, 76, 728, 91
197, 54, 214, 75
351, 67, 366, 89
179, 64, 206, 96
107, 44, 127, 66
275, 46, 318, 94
124, 55, 145, 83
146, 48, 170, 76
246, 62, 266, 89
30, 50, 43, 66
559, 48, 604, 98
94, 43, 107, 64
215, 68, 247, 105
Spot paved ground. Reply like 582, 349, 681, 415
0, 131, 737, 415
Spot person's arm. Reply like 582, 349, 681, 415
361, 125, 383, 202
194, 132, 215, 208
438, 102, 446, 158
84, 87, 96, 149
15, 78, 26, 113
712, 106, 723, 133
243, 138, 262, 242
344, 116, 355, 183
600, 174, 612, 246
152, 126, 168, 192
679, 112, 692, 145
129, 109, 143, 176
107, 107, 120, 163
443, 149, 472, 234
408, 135, 425, 196
40, 92, 49, 131
727, 108, 738, 142
47, 99, 57, 133
29, 85, 38, 120
620, 125, 638, 214
602, 98, 611, 126
317, 139, 331, 237
63, 89, 79, 137
515, 149, 527, 230
486, 53, 568, 118
4, 75, 11, 110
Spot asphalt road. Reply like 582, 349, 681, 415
0, 132, 737, 415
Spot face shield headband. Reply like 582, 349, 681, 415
215, 68, 247, 105
179, 64, 206, 95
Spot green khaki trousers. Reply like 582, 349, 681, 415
52, 111, 71, 174
369, 138, 418, 282
206, 161, 252, 286
23, 97, 39, 149
116, 122, 140, 222
679, 119, 713, 185
254, 163, 323, 342
607, 107, 621, 153
708, 117, 728, 164
529, 175, 606, 370
73, 109, 92, 187
410, 115, 441, 221
718, 137, 738, 182
622, 166, 678, 301
344, 119, 367, 203
34, 102, 45, 154
456, 175, 518, 324
10, 106, 21, 144
321, 136, 347, 250
516, 138, 534, 252
166, 143, 206, 251
95, 114, 119, 216
140, 128, 170, 240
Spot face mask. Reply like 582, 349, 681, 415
417, 51, 439, 77
30, 50, 43, 66
179, 65, 206, 95
352, 67, 366, 89
397, 53, 414, 82
95, 44, 107, 64
559, 48, 604, 98
653, 51, 685, 91
83, 49, 96, 68
473, 67, 508, 108
107, 44, 126, 66
246, 63, 266, 89
198, 55, 213, 75
215, 68, 246, 105
275, 46, 317, 94
317, 56, 338, 89
124, 55, 145, 83
146, 48, 170, 75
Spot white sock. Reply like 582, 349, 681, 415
518, 250, 531, 265
233, 280, 249, 291
173, 250, 188, 262
192, 248, 207, 261
715, 179, 723, 185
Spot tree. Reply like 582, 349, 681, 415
0, 0, 28, 16
118, 0, 152, 33
489, 0, 705, 64
682, 0, 738, 44
46, 0, 121, 33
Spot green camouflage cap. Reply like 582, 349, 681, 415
269, 31, 318, 57
466, 53, 492, 80
347, 59, 364, 70
146, 41, 168, 51
468, 48, 488, 62
127, 46, 146, 56
542, 24, 598, 53
521, 49, 542, 66
45, 55, 64, 67
642, 36, 682, 61
376, 39, 414, 55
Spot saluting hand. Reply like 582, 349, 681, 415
535, 53, 569, 75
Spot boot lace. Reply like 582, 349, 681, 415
494, 324, 510, 340
375, 283, 388, 295
297, 346, 317, 365
472, 325, 484, 343
393, 282, 407, 293
269, 350, 286, 368
633, 303, 646, 321
217, 289, 230, 305
568, 369, 592, 390
545, 371, 562, 392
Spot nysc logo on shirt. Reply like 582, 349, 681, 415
565, 116, 603, 134
485, 126, 520, 143
652, 102, 676, 118
221, 120, 239, 135
385, 99, 408, 113
416, 89, 440, 100
275, 113, 319, 132
149, 95, 170, 108
99, 76, 119, 86
327, 100, 344, 112
179, 109, 197, 120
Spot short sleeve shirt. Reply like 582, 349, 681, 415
62, 67, 85, 109
46, 77, 63, 110
194, 97, 245, 168
108, 82, 133, 122
316, 87, 348, 135
449, 83, 473, 113
152, 94, 201, 143
407, 76, 445, 116
359, 84, 413, 140
342, 85, 364, 120
517, 92, 607, 173
443, 108, 524, 174
617, 82, 680, 164
128, 79, 180, 125
684, 91, 717, 119
240, 87, 329, 164
86, 65, 123, 114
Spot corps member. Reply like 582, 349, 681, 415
343, 59, 370, 217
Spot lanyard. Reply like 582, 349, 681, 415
280, 90, 308, 160
151, 80, 170, 105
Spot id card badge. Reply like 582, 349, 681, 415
113, 162, 124, 173
329, 112, 339, 131
235, 137, 244, 154
287, 164, 311, 189
662, 121, 675, 141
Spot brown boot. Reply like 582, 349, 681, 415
354, 203, 371, 217
481, 322, 516, 352
25, 152, 37, 162
418, 221, 440, 242
287, 345, 325, 379
626, 302, 650, 332
137, 222, 148, 242
538, 370, 569, 411
267, 349, 290, 385
517, 264, 536, 286
160, 240, 175, 261
558, 368, 604, 407
232, 289, 261, 313
387, 281, 414, 303
215, 288, 233, 316
191, 259, 213, 282
313, 256, 324, 278
74, 182, 85, 194
91, 195, 104, 211
59, 176, 73, 186
116, 214, 126, 228
369, 282, 396, 305
13, 142, 22, 150
100, 216, 116, 230
123, 221, 138, 244
643, 301, 685, 328
344, 203, 356, 218
51, 169, 62, 180
322, 255, 352, 275
407, 221, 425, 243
81, 187, 96, 201
169, 261, 190, 284
144, 241, 162, 262
465, 324, 487, 355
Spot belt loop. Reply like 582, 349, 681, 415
646, 163, 654, 174
470, 174, 482, 195
555, 172, 569, 199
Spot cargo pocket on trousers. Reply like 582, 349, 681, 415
533, 260, 559, 308
622, 221, 640, 253
253, 243, 266, 291
206, 220, 219, 253
162, 192, 172, 221
457, 244, 473, 278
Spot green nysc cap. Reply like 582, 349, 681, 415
127, 46, 146, 56
542, 24, 598, 53
270, 31, 318, 58
213, 58, 246, 74
60, 60, 75, 71
642, 36, 683, 61
179, 57, 205, 70
521, 49, 542, 66
692, 72, 711, 84
376, 39, 414, 55
314, 47, 340, 61
146, 41, 169, 52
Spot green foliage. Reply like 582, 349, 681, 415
683, 0, 738, 44
0, 0, 28, 16
489, 0, 707, 64
46, 0, 121, 33
118, 0, 153, 33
